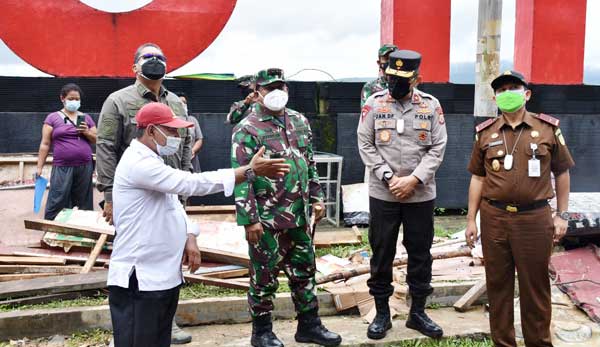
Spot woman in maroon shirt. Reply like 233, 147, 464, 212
36, 83, 97, 220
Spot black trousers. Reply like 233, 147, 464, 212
109, 271, 180, 347
368, 197, 435, 300
44, 162, 94, 220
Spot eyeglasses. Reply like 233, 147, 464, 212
140, 53, 167, 62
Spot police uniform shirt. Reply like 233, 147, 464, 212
357, 88, 448, 203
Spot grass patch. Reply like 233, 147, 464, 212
0, 292, 107, 313
390, 336, 493, 347
315, 229, 370, 258
65, 329, 112, 347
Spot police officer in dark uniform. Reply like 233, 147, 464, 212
466, 70, 575, 347
357, 50, 447, 340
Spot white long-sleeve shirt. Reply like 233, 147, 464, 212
108, 139, 235, 291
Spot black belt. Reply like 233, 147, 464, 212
485, 199, 548, 213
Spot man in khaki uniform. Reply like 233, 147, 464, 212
357, 50, 447, 340
466, 70, 574, 347
96, 42, 193, 345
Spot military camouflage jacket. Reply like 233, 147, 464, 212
227, 100, 254, 125
360, 76, 388, 108
96, 81, 192, 202
231, 106, 324, 230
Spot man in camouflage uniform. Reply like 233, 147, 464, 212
231, 68, 342, 347
360, 43, 398, 108
227, 75, 258, 125
357, 50, 447, 340
96, 43, 193, 345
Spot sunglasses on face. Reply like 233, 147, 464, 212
140, 53, 167, 62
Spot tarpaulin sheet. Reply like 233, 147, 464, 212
550, 245, 600, 323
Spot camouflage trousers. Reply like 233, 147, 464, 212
248, 226, 318, 318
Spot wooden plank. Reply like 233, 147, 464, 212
12, 250, 110, 265
24, 219, 115, 241
0, 270, 108, 299
453, 278, 487, 312
81, 234, 108, 274
199, 247, 249, 267
314, 230, 362, 248
0, 256, 66, 266
184, 274, 249, 290
0, 265, 86, 274
0, 291, 97, 307
0, 273, 59, 282
202, 268, 248, 279
185, 205, 236, 215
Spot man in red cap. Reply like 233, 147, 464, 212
108, 103, 290, 347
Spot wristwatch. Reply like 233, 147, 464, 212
557, 211, 570, 221
244, 167, 256, 183
382, 171, 394, 182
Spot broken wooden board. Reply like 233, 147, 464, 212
453, 278, 487, 312
314, 228, 362, 248
184, 274, 250, 290
185, 205, 236, 215
0, 265, 86, 274
0, 270, 107, 299
0, 290, 98, 307
24, 218, 114, 241
0, 273, 59, 282
194, 263, 248, 279
0, 256, 66, 266
12, 249, 110, 265
198, 248, 249, 268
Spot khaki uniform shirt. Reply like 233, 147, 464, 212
357, 89, 448, 203
96, 81, 192, 202
468, 111, 575, 204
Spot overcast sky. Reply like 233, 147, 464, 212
0, 0, 598, 83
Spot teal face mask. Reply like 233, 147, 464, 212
495, 89, 526, 113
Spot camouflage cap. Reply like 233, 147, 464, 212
255, 68, 286, 86
236, 74, 255, 88
378, 44, 398, 57
385, 50, 421, 78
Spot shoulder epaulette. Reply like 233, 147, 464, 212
372, 90, 388, 99
475, 117, 498, 133
534, 113, 560, 127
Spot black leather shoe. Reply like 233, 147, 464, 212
295, 309, 342, 346
405, 296, 443, 338
367, 298, 392, 340
251, 314, 284, 347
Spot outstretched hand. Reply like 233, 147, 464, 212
250, 146, 291, 178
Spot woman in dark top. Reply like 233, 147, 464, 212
36, 83, 97, 220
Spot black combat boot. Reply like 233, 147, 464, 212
367, 297, 393, 339
251, 314, 284, 347
405, 295, 443, 338
294, 309, 342, 346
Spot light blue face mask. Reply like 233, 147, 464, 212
153, 126, 181, 156
65, 99, 80, 112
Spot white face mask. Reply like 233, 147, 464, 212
65, 100, 80, 112
262, 89, 288, 112
152, 126, 181, 156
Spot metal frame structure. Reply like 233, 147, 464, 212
314, 151, 343, 226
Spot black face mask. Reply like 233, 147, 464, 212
140, 58, 166, 80
379, 62, 389, 71
388, 76, 412, 100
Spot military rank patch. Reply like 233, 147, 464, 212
416, 107, 431, 115
360, 105, 371, 123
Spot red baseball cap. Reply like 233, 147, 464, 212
135, 102, 193, 128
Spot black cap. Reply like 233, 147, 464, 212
491, 70, 528, 91
385, 50, 421, 78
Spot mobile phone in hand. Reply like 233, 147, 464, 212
77, 115, 85, 127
